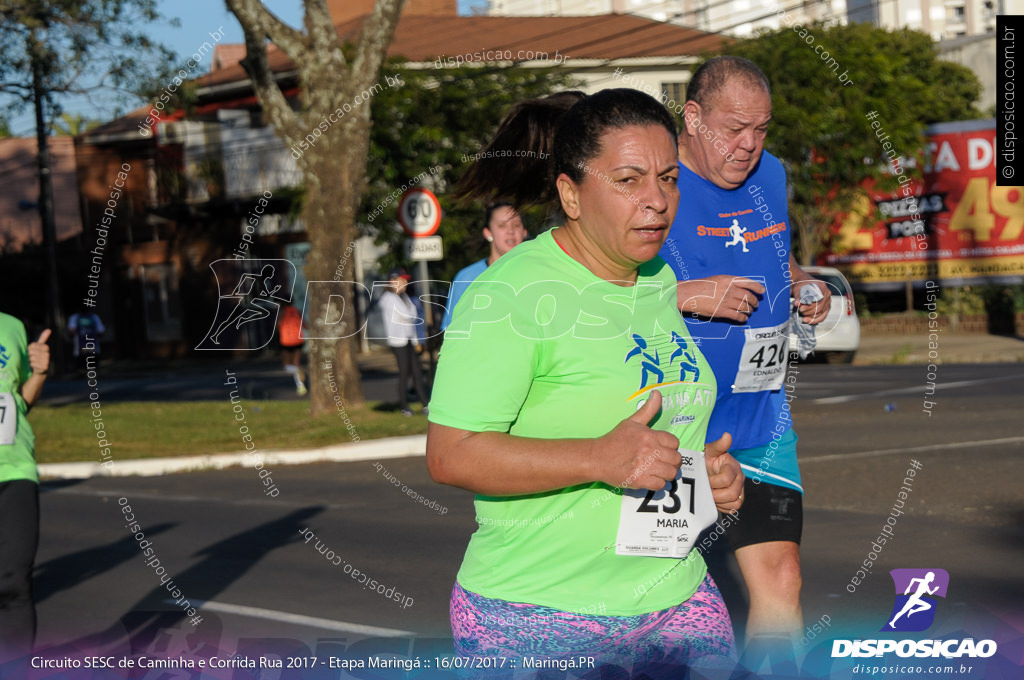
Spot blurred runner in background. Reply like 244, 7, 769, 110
440, 202, 526, 331
278, 304, 307, 395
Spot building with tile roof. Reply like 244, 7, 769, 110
73, 2, 722, 356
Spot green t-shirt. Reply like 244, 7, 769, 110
0, 314, 38, 484
430, 230, 717, 616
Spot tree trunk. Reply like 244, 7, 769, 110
30, 35, 66, 372
303, 136, 369, 414
792, 204, 830, 267
225, 0, 405, 416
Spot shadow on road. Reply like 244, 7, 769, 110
55, 506, 326, 655
33, 523, 177, 605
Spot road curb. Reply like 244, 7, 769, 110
38, 435, 428, 480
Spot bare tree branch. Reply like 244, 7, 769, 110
351, 0, 403, 93
302, 0, 338, 61
225, 0, 303, 143
225, 0, 306, 61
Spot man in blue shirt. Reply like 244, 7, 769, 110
659, 57, 830, 653
440, 203, 526, 330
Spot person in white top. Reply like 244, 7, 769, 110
379, 267, 429, 416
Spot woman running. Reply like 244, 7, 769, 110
426, 89, 745, 676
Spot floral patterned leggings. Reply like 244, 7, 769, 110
449, 573, 735, 677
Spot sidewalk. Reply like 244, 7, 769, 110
853, 331, 1024, 365
37, 435, 428, 480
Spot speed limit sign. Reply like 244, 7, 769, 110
397, 188, 442, 237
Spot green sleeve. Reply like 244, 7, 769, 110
429, 279, 542, 433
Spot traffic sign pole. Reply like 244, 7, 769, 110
397, 187, 444, 385
417, 259, 433, 335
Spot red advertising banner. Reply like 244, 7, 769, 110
821, 119, 1024, 287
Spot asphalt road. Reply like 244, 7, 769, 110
38, 352, 425, 406
19, 362, 1024, 678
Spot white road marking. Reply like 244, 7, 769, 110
801, 436, 1024, 464
173, 599, 417, 637
810, 374, 1024, 404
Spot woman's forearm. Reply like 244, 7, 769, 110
426, 396, 684, 496
426, 422, 597, 496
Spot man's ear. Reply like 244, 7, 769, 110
681, 101, 703, 138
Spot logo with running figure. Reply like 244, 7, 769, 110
625, 332, 701, 390
724, 219, 750, 253
196, 259, 296, 350
882, 568, 950, 632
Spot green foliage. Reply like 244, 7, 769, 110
1005, 285, 1024, 314
853, 291, 871, 317
979, 284, 1024, 315
936, 285, 987, 316
0, 0, 179, 121
137, 78, 200, 118
49, 111, 100, 136
364, 63, 575, 282
927, 285, 1024, 333
721, 22, 982, 263
194, 157, 225, 198
275, 185, 307, 221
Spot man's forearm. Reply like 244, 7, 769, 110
789, 254, 812, 284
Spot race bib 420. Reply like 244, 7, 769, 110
733, 320, 790, 393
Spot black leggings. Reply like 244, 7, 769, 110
0, 480, 39, 660
391, 343, 429, 409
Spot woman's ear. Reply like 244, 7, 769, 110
556, 173, 581, 221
